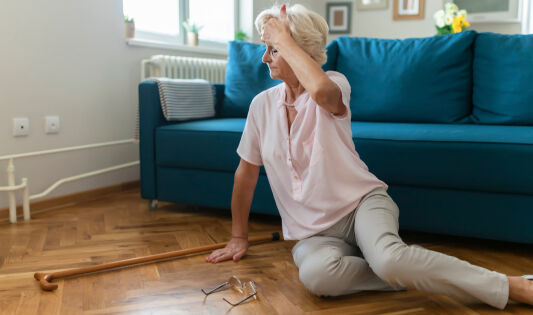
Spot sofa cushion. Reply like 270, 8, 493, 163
336, 31, 476, 123
221, 40, 339, 118
472, 33, 533, 125
156, 118, 267, 175
352, 121, 533, 195
156, 119, 533, 196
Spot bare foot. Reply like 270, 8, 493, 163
508, 276, 533, 305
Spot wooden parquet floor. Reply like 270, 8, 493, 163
1, 188, 533, 314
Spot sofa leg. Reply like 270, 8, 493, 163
148, 199, 158, 210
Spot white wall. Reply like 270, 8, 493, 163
345, 0, 443, 40
0, 0, 224, 210
346, 1, 523, 40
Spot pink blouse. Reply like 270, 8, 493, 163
236, 71, 388, 240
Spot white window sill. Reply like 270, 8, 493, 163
126, 38, 228, 57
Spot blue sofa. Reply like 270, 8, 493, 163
139, 30, 533, 244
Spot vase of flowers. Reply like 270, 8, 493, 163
433, 2, 470, 36
124, 15, 135, 39
182, 19, 203, 46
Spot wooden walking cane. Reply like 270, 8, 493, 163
35, 232, 281, 291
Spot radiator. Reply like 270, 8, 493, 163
141, 55, 227, 83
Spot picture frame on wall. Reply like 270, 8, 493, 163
326, 2, 352, 33
356, 0, 389, 11
393, 0, 425, 20
452, 0, 522, 23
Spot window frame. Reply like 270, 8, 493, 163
529, 0, 533, 33
521, 0, 532, 34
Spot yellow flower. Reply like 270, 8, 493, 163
462, 17, 470, 27
451, 15, 470, 33
452, 16, 462, 33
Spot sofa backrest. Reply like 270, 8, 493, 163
472, 32, 533, 125
220, 31, 532, 126
336, 30, 476, 123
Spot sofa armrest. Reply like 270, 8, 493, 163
138, 80, 225, 200
139, 80, 171, 200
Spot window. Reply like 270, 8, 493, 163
123, 0, 237, 47
189, 0, 235, 42
123, 0, 179, 43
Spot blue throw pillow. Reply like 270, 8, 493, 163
221, 40, 339, 117
336, 30, 477, 123
221, 41, 281, 118
322, 40, 338, 72
472, 33, 533, 125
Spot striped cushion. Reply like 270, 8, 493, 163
155, 78, 215, 121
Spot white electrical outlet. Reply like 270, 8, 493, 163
13, 117, 29, 136
44, 116, 60, 134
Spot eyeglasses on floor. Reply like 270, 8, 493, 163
201, 275, 258, 306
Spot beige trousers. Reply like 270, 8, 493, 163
291, 188, 509, 310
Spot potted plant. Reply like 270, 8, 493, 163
124, 15, 135, 38
182, 19, 203, 46
235, 30, 249, 41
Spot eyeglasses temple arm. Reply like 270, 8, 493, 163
223, 292, 257, 306
201, 281, 229, 295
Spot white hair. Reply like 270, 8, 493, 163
255, 3, 329, 65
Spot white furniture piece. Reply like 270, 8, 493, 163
453, 0, 523, 23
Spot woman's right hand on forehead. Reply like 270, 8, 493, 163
261, 4, 291, 47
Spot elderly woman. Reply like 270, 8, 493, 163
205, 4, 533, 310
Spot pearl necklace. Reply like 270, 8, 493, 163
283, 101, 296, 109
